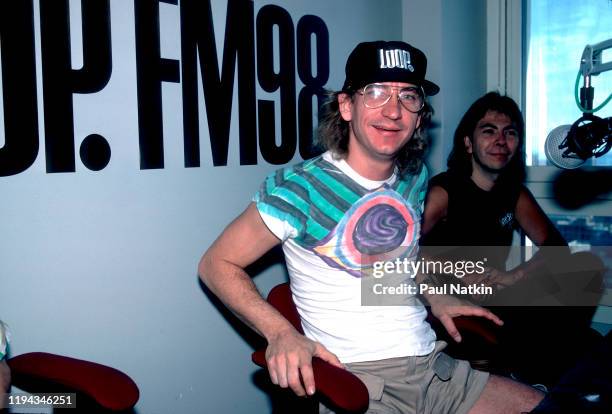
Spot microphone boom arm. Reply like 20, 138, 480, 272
580, 39, 612, 77
578, 39, 612, 113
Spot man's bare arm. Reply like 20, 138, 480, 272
490, 186, 570, 284
421, 185, 448, 236
198, 203, 342, 396
515, 187, 566, 248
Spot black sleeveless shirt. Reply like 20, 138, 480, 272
421, 172, 522, 269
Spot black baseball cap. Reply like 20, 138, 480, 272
342, 40, 439, 96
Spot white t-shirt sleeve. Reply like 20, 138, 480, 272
257, 209, 299, 241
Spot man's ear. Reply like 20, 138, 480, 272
338, 93, 353, 121
464, 136, 473, 154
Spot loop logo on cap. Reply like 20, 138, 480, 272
342, 40, 440, 96
379, 49, 414, 72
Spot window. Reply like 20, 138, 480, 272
525, 0, 612, 167
519, 0, 612, 316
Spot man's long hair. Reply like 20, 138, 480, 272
447, 91, 526, 188
315, 90, 432, 176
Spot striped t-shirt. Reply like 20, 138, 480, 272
254, 151, 436, 363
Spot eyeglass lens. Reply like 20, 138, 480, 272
362, 84, 424, 112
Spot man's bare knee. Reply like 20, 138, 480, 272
469, 374, 543, 414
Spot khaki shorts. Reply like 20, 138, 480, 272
320, 341, 488, 414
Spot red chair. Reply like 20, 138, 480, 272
7, 352, 139, 412
252, 283, 369, 413
251, 282, 500, 413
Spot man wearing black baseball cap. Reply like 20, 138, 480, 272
199, 40, 543, 413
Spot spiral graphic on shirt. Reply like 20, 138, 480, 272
353, 205, 407, 254
313, 187, 419, 276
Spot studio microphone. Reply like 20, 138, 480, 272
545, 115, 612, 169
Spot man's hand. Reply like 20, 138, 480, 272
484, 267, 524, 289
265, 327, 344, 397
458, 271, 491, 286
427, 294, 503, 343
458, 267, 524, 302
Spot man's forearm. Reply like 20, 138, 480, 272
510, 245, 571, 280
199, 255, 296, 342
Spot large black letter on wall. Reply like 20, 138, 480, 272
40, 0, 112, 173
257, 5, 296, 165
0, 0, 39, 177
181, 0, 256, 167
135, 0, 180, 170
297, 15, 329, 159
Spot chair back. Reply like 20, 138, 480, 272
266, 282, 304, 334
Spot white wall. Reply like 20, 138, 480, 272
402, 0, 487, 174
0, 1, 402, 413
